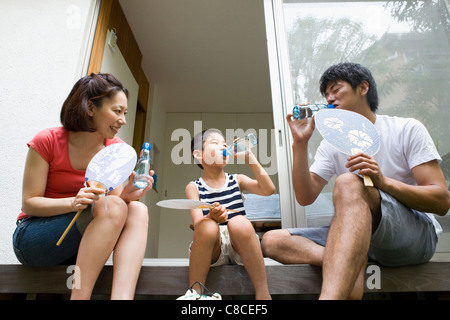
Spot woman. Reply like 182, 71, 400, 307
13, 73, 153, 299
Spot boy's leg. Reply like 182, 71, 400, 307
189, 218, 222, 293
228, 215, 271, 300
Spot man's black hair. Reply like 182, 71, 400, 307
319, 62, 378, 112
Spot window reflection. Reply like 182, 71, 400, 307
282, 0, 450, 227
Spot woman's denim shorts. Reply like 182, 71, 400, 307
12, 207, 93, 266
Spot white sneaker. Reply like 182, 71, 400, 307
176, 282, 222, 300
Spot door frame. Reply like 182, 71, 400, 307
263, 0, 307, 228
87, 0, 150, 154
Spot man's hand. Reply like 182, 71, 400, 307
286, 113, 316, 145
346, 152, 384, 187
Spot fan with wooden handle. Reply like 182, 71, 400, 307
56, 143, 137, 246
315, 109, 380, 187
157, 199, 240, 212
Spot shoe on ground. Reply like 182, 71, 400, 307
176, 282, 222, 300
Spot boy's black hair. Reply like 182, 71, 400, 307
319, 62, 378, 112
191, 128, 224, 170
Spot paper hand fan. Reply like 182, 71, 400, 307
157, 199, 239, 212
315, 109, 380, 187
84, 143, 137, 192
57, 143, 137, 246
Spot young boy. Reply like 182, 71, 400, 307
179, 129, 275, 300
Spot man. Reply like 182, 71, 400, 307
261, 62, 449, 299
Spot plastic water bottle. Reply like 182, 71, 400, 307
293, 104, 335, 120
134, 142, 151, 189
223, 133, 258, 156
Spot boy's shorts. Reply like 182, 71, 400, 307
189, 226, 259, 267
288, 190, 438, 266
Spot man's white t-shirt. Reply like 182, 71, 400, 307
310, 114, 443, 236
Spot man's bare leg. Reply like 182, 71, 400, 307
262, 229, 323, 266
319, 173, 380, 300
262, 229, 367, 299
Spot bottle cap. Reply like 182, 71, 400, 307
293, 106, 300, 119
246, 133, 258, 146
326, 104, 335, 109
142, 142, 151, 150
223, 148, 230, 156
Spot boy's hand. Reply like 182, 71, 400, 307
208, 202, 228, 224
234, 148, 257, 164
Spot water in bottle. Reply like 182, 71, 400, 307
134, 142, 151, 189
293, 104, 335, 120
223, 133, 258, 156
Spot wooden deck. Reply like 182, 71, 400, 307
1, 258, 449, 299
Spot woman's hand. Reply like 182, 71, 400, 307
120, 170, 155, 203
72, 186, 105, 211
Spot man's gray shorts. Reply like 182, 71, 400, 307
288, 190, 438, 266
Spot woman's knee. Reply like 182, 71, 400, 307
127, 201, 149, 226
93, 195, 128, 227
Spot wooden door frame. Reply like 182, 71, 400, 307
87, 0, 150, 154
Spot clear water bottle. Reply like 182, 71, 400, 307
293, 104, 335, 120
134, 142, 151, 189
223, 133, 258, 156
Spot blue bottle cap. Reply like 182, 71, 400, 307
223, 148, 230, 156
142, 142, 151, 150
327, 104, 335, 108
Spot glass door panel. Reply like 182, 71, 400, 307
266, 0, 450, 227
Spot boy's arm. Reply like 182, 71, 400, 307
186, 182, 205, 226
237, 151, 276, 196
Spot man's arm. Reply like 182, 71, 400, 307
286, 114, 327, 205
382, 160, 449, 216
348, 153, 449, 216
291, 142, 328, 205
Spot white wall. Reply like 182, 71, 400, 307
0, 0, 97, 263
100, 29, 138, 145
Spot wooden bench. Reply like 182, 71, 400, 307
1, 258, 449, 299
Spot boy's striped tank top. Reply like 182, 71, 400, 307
191, 173, 245, 221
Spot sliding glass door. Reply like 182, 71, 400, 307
265, 0, 450, 228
